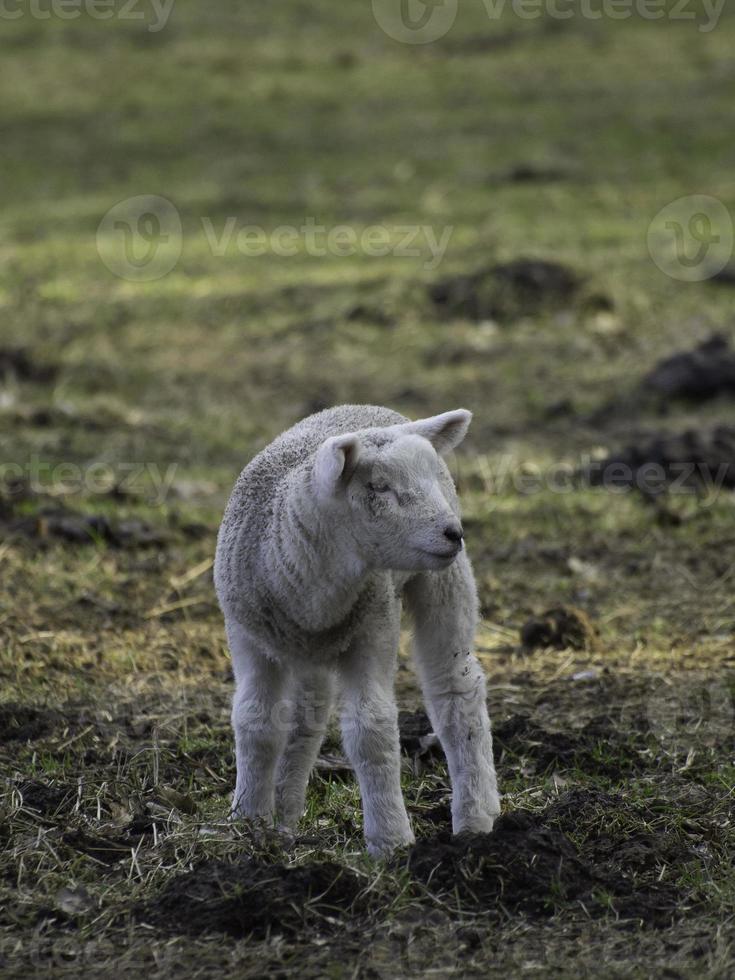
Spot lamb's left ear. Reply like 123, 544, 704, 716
314, 433, 361, 496
403, 409, 472, 455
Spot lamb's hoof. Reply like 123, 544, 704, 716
366, 831, 415, 859
452, 812, 498, 835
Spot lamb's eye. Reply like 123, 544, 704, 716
367, 482, 391, 494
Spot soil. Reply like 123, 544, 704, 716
0, 489, 169, 547
145, 857, 368, 940
520, 605, 597, 651
0, 702, 60, 742
403, 789, 699, 927
643, 335, 735, 401
0, 347, 57, 384
592, 426, 735, 491
429, 259, 581, 322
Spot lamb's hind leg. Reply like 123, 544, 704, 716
405, 553, 500, 834
227, 620, 289, 822
275, 667, 334, 829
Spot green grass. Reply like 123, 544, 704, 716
2, 1, 735, 976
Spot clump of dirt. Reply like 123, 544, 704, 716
590, 426, 735, 491
398, 709, 438, 757
644, 335, 735, 401
0, 703, 60, 743
145, 857, 369, 939
403, 789, 699, 926
520, 605, 597, 651
0, 347, 57, 384
492, 714, 644, 776
429, 258, 581, 322
0, 499, 168, 548
16, 780, 76, 817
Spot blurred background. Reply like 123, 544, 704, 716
2, 1, 735, 974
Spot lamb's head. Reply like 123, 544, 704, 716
313, 409, 471, 572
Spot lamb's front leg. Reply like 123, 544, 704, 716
275, 668, 334, 829
338, 602, 414, 858
405, 555, 500, 834
227, 620, 289, 822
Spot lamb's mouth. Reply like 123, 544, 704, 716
420, 546, 461, 560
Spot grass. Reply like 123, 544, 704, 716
2, 1, 735, 976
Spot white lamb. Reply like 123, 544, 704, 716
214, 404, 500, 856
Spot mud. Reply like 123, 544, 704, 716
16, 780, 76, 817
592, 426, 735, 490
403, 789, 700, 926
0, 496, 169, 547
520, 605, 597, 651
0, 703, 60, 742
429, 259, 581, 322
0, 347, 57, 384
492, 715, 644, 776
399, 709, 646, 778
644, 336, 735, 401
145, 857, 368, 939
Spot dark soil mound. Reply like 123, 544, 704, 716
430, 259, 580, 322
403, 789, 698, 926
520, 605, 597, 651
0, 703, 59, 742
591, 426, 735, 491
145, 857, 368, 939
17, 780, 76, 817
644, 336, 735, 400
398, 709, 440, 757
492, 715, 644, 777
1, 502, 168, 548
0, 347, 57, 383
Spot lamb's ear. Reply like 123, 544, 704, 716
314, 433, 361, 496
404, 409, 472, 455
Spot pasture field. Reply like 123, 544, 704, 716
1, 2, 734, 976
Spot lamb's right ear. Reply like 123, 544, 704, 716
314, 434, 361, 497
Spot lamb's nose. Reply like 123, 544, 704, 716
444, 522, 464, 544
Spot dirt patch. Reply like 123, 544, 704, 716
0, 703, 60, 742
520, 605, 597, 651
492, 715, 644, 777
0, 497, 169, 548
16, 780, 77, 817
398, 709, 439, 757
590, 426, 735, 491
429, 258, 581, 322
403, 790, 699, 926
644, 335, 735, 401
0, 347, 57, 384
144, 857, 369, 939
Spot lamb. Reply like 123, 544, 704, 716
214, 404, 500, 856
